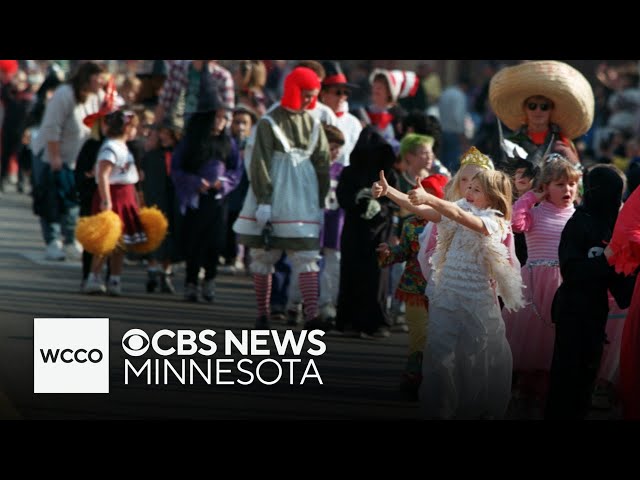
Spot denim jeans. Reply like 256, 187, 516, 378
32, 151, 79, 246
39, 206, 79, 245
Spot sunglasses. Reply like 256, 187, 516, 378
332, 88, 351, 96
527, 102, 551, 111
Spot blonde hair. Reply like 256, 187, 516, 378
445, 163, 486, 201
444, 147, 495, 201
471, 170, 513, 220
536, 153, 581, 190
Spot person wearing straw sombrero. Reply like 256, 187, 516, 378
489, 60, 594, 173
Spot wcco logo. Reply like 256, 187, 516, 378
34, 318, 109, 394
40, 348, 104, 364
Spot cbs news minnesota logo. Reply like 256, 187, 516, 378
34, 318, 109, 393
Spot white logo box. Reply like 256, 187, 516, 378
34, 318, 109, 394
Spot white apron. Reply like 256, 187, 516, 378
233, 115, 322, 239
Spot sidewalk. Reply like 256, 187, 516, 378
0, 190, 419, 420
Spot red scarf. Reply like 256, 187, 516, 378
368, 111, 394, 130
529, 129, 571, 147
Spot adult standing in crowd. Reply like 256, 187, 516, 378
1, 68, 33, 193
489, 60, 593, 171
33, 61, 105, 261
318, 61, 362, 167
234, 60, 270, 118
360, 68, 419, 150
156, 60, 234, 125
438, 74, 470, 173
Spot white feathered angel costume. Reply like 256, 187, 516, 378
419, 199, 524, 419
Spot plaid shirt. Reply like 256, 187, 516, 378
160, 60, 234, 117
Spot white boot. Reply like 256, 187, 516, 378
45, 241, 65, 261
64, 241, 83, 261
83, 274, 106, 294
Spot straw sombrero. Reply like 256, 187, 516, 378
489, 61, 594, 140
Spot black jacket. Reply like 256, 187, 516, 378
552, 208, 635, 338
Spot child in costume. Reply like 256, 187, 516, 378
75, 76, 118, 289
412, 167, 523, 419
83, 110, 144, 296
221, 106, 256, 274
503, 154, 581, 406
172, 101, 241, 303
388, 134, 437, 326
373, 147, 500, 289
335, 126, 397, 337
545, 164, 633, 418
510, 155, 540, 266
318, 124, 346, 323
375, 148, 524, 419
377, 173, 448, 397
140, 116, 182, 294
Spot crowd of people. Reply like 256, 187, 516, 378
1, 59, 640, 420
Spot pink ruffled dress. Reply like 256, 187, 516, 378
503, 191, 575, 372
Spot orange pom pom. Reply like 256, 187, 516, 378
75, 211, 123, 255
128, 206, 168, 254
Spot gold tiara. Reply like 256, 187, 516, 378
460, 146, 494, 170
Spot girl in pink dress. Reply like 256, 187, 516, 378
503, 154, 581, 404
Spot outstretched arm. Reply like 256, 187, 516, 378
417, 186, 489, 235
372, 170, 441, 223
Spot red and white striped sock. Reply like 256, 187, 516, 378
253, 273, 272, 317
299, 271, 319, 320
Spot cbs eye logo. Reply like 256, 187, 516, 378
122, 329, 150, 356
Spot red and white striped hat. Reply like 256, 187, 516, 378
369, 68, 419, 103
